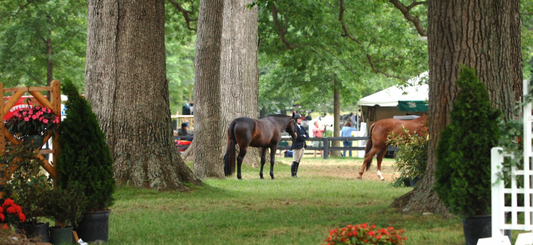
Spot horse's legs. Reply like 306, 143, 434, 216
237, 147, 247, 180
269, 147, 277, 179
357, 147, 382, 179
259, 147, 268, 179
376, 147, 388, 181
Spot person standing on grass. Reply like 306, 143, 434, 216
341, 121, 357, 157
312, 120, 325, 157
291, 113, 308, 178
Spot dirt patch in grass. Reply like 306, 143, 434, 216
278, 156, 401, 182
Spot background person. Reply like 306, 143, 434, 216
178, 123, 188, 136
312, 120, 325, 157
341, 121, 357, 157
291, 113, 308, 177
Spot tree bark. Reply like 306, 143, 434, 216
84, 0, 201, 191
392, 0, 522, 215
331, 75, 342, 157
190, 0, 260, 176
192, 0, 225, 178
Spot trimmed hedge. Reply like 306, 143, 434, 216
57, 81, 115, 211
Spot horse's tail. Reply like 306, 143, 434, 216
224, 121, 237, 176
365, 124, 375, 171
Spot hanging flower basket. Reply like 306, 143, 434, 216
5, 105, 59, 148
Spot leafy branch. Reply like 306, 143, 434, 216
339, 0, 403, 80
167, 0, 198, 32
388, 0, 427, 36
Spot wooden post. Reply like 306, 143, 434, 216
51, 80, 61, 187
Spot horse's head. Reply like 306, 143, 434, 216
286, 119, 298, 140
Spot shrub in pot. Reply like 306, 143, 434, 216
2, 143, 52, 242
434, 67, 502, 245
57, 81, 115, 242
43, 185, 87, 245
387, 126, 428, 187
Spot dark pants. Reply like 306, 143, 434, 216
343, 140, 352, 157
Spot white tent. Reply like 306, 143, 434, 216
358, 72, 428, 107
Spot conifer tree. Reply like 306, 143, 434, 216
58, 81, 115, 211
434, 67, 502, 217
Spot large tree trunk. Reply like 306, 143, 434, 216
84, 0, 201, 191
191, 0, 225, 178
219, 0, 260, 167
391, 0, 522, 215
188, 1, 260, 176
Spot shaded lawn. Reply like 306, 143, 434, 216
107, 157, 464, 245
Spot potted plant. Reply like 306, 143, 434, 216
1, 143, 52, 243
5, 104, 60, 149
434, 67, 502, 245
387, 127, 428, 187
57, 81, 115, 242
0, 198, 26, 230
43, 185, 87, 245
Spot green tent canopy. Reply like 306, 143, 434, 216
398, 100, 428, 112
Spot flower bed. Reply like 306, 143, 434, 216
323, 223, 407, 245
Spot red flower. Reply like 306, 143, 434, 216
1, 224, 8, 229
0, 213, 4, 222
6, 207, 16, 214
18, 212, 25, 222
2, 199, 14, 207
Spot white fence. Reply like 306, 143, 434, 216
489, 79, 533, 244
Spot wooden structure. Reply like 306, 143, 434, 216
0, 81, 62, 184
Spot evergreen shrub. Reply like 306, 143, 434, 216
57, 81, 115, 211
434, 66, 501, 218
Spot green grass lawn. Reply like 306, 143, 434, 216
107, 157, 465, 245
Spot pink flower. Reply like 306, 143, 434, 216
24, 117, 30, 122
43, 119, 48, 124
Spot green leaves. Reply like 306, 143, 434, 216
256, 0, 428, 113
0, 0, 87, 88
58, 81, 115, 211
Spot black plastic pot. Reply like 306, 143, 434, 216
22, 222, 50, 243
49, 226, 73, 245
461, 215, 491, 245
76, 210, 111, 242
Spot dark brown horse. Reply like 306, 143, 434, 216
358, 115, 427, 180
224, 114, 298, 179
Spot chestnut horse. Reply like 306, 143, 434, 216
224, 114, 298, 179
358, 115, 427, 180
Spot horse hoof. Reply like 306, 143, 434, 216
356, 176, 362, 180
380, 178, 385, 181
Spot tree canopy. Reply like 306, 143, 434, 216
0, 0, 87, 88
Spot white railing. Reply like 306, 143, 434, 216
488, 79, 533, 245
